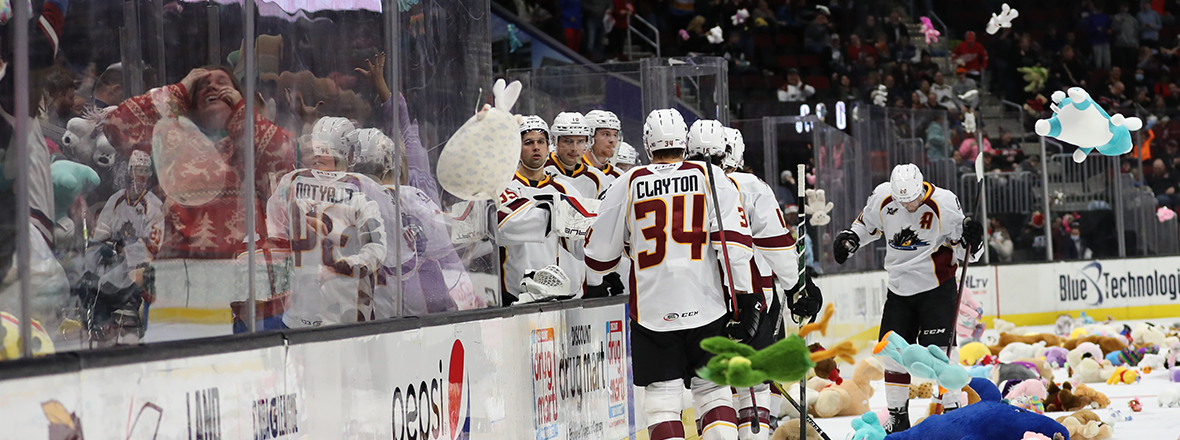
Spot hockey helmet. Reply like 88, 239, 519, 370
643, 109, 687, 156
613, 141, 639, 166
722, 127, 745, 169
0, 312, 55, 360
310, 116, 359, 161
520, 115, 550, 138
549, 112, 594, 148
128, 149, 153, 177
890, 163, 925, 203
585, 109, 622, 137
348, 128, 395, 176
687, 119, 727, 158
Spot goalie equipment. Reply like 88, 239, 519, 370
643, 109, 688, 156
550, 112, 594, 147
518, 265, 573, 303
613, 141, 639, 165
687, 119, 727, 158
889, 163, 924, 203
722, 127, 745, 169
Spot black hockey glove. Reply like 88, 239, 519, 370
726, 293, 763, 342
833, 229, 860, 264
585, 273, 624, 298
786, 268, 823, 322
962, 218, 984, 253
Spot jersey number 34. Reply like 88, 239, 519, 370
633, 194, 718, 270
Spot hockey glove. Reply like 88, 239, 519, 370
962, 218, 984, 253
833, 229, 859, 264
602, 272, 624, 296
726, 293, 763, 342
786, 268, 823, 322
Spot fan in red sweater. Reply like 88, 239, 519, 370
952, 31, 989, 78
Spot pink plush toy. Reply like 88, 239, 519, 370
1160, 206, 1176, 222
957, 287, 985, 340
1005, 378, 1049, 400
1022, 432, 1051, 440
919, 17, 941, 44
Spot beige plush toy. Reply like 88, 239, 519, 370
772, 418, 821, 440
813, 357, 885, 418
1014, 357, 1054, 381
1054, 409, 1113, 440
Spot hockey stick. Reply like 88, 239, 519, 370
795, 164, 808, 440
934, 148, 987, 416
773, 381, 833, 440
702, 155, 758, 433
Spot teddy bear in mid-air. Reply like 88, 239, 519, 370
1034, 88, 1142, 163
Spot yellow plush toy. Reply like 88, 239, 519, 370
959, 342, 992, 366
1105, 366, 1138, 385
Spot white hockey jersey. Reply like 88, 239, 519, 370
93, 189, 165, 264
850, 182, 972, 296
266, 169, 388, 328
586, 161, 754, 332
584, 154, 622, 193
546, 153, 608, 199
728, 172, 798, 303
497, 172, 586, 299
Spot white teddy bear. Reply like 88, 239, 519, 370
60, 106, 118, 169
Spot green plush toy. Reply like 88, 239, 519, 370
1018, 66, 1048, 93
697, 304, 857, 388
51, 160, 100, 220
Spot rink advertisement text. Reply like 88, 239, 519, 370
1058, 261, 1180, 306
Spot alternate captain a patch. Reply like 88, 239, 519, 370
889, 227, 929, 250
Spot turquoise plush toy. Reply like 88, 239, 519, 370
1034, 87, 1143, 163
50, 160, 100, 221
874, 331, 971, 391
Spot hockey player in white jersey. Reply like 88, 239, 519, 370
544, 112, 609, 198
613, 141, 640, 172
93, 150, 164, 261
265, 124, 388, 328
833, 164, 984, 433
583, 109, 623, 185
498, 115, 587, 305
586, 109, 755, 440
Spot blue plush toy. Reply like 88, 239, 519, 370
849, 401, 1070, 440
1035, 87, 1143, 163
874, 331, 971, 391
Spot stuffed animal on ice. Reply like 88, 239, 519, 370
956, 288, 985, 342
812, 357, 885, 417
61, 106, 118, 169
1055, 409, 1113, 440
1159, 386, 1180, 407
993, 318, 1017, 334
698, 305, 856, 388
874, 331, 971, 391
1034, 88, 1142, 163
848, 401, 1069, 440
987, 3, 1019, 34
804, 188, 833, 226
1105, 365, 1138, 385
1046, 346, 1070, 368
436, 79, 523, 210
1139, 352, 1166, 370
1069, 344, 1118, 383
1131, 323, 1166, 346
959, 342, 992, 366
1000, 341, 1047, 363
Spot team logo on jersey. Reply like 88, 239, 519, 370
888, 227, 929, 250
886, 207, 898, 215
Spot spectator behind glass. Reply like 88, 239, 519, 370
1097, 81, 1131, 109
723, 32, 757, 74
853, 14, 882, 41
1053, 45, 1089, 89
803, 11, 833, 54
1084, 2, 1113, 70
915, 50, 939, 83
959, 130, 995, 162
952, 31, 988, 80
895, 61, 918, 90
988, 217, 1014, 263
835, 74, 860, 101
1043, 24, 1066, 54
882, 11, 905, 44
1149, 158, 1180, 208
1061, 221, 1092, 260
1113, 3, 1141, 69
926, 112, 949, 160
778, 68, 816, 102
606, 0, 634, 59
826, 34, 848, 73
90, 64, 124, 108
847, 34, 876, 62
777, 0, 802, 29
103, 66, 296, 259
1139, 0, 1162, 47
952, 67, 979, 108
1016, 211, 1048, 260
39, 69, 79, 145
582, 0, 610, 61
559, 0, 584, 53
931, 71, 956, 111
893, 34, 918, 63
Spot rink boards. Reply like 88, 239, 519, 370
813, 255, 1180, 350
0, 297, 636, 440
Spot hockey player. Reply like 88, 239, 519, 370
613, 141, 640, 172
265, 122, 388, 329
586, 109, 756, 440
93, 150, 164, 262
583, 109, 623, 185
498, 116, 586, 305
832, 163, 983, 433
718, 126, 821, 438
545, 112, 608, 198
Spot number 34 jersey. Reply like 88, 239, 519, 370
585, 161, 753, 332
266, 169, 388, 328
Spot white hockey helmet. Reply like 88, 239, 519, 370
128, 149, 153, 178
890, 163, 925, 203
348, 128, 395, 175
520, 115, 550, 138
310, 116, 358, 160
643, 108, 687, 156
687, 119, 727, 158
549, 112, 594, 147
722, 127, 745, 169
585, 109, 622, 136
612, 141, 639, 166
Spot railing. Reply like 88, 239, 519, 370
626, 14, 660, 60
1000, 99, 1029, 133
